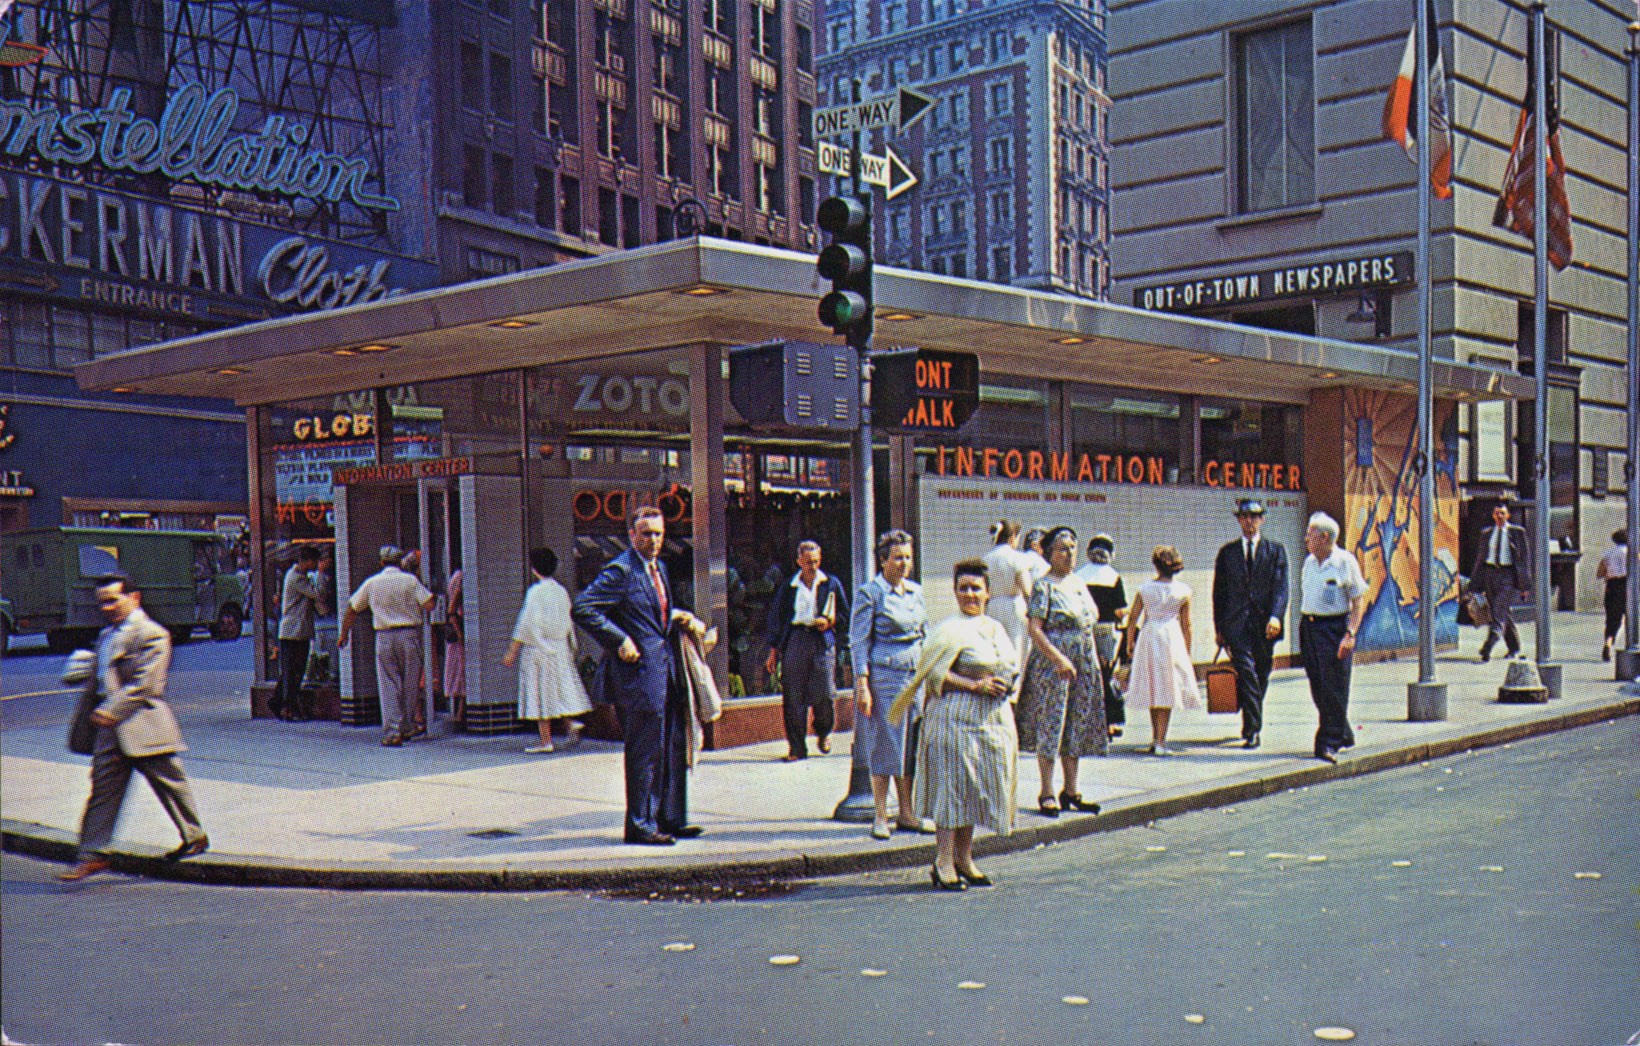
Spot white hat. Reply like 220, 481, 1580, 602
61, 648, 97, 686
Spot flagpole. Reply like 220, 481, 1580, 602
1407, 0, 1445, 720
1528, 0, 1558, 694
1619, 20, 1640, 684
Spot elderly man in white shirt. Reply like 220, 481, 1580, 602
1298, 513, 1366, 764
339, 545, 436, 746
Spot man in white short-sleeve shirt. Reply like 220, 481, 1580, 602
1298, 513, 1366, 764
339, 545, 435, 746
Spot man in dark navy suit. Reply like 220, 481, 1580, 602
1471, 502, 1532, 662
1212, 498, 1289, 749
572, 506, 707, 845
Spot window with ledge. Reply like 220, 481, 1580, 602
460, 41, 484, 112
463, 144, 486, 207
490, 52, 513, 123
491, 152, 513, 217
1235, 18, 1314, 213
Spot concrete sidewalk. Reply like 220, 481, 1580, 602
4, 611, 1635, 890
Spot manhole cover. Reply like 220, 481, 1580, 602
468, 828, 520, 840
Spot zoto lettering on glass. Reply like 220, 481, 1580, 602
573, 374, 690, 417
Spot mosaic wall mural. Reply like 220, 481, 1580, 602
1343, 390, 1461, 652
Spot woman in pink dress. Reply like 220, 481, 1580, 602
1121, 545, 1198, 755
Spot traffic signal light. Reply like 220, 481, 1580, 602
816, 193, 872, 349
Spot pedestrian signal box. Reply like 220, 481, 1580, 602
871, 349, 979, 432
729, 341, 860, 431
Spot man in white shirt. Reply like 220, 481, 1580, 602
1469, 503, 1531, 663
273, 545, 330, 721
765, 541, 849, 762
339, 545, 436, 746
1298, 513, 1366, 764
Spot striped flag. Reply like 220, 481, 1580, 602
1377, 0, 1456, 200
1491, 26, 1573, 270
1382, 0, 1453, 199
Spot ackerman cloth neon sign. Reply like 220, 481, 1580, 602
0, 83, 400, 212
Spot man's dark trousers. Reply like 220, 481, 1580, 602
781, 627, 835, 757
1477, 563, 1522, 657
1300, 614, 1355, 755
615, 669, 688, 837
275, 638, 310, 718
1226, 620, 1275, 738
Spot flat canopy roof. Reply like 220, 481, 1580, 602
77, 237, 1530, 407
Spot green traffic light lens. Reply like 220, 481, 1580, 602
819, 290, 870, 329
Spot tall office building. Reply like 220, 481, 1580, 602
418, 0, 822, 281
818, 0, 1110, 298
1106, 0, 1635, 611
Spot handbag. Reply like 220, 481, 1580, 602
1110, 661, 1132, 689
1204, 646, 1238, 714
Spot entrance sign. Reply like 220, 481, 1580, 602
817, 141, 919, 199
331, 456, 473, 485
812, 86, 934, 138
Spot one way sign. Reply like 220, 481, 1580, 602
812, 86, 934, 139
817, 141, 919, 199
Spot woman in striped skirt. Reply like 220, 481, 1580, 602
891, 560, 1020, 891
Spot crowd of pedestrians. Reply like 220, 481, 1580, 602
56, 496, 1378, 885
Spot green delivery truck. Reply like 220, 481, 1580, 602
0, 527, 247, 655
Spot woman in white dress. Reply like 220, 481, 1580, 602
981, 520, 1033, 667
1121, 545, 1198, 755
504, 547, 592, 753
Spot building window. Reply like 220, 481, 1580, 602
1235, 19, 1314, 213
992, 246, 1010, 283
798, 175, 815, 224
990, 191, 1011, 227
889, 206, 908, 241
532, 73, 548, 134
465, 246, 520, 279
928, 202, 943, 237
949, 41, 964, 70
950, 253, 966, 278
490, 52, 513, 123
987, 137, 1011, 174
460, 41, 484, 112
491, 152, 514, 216
561, 174, 581, 235
705, 0, 733, 36
988, 80, 1011, 116
463, 144, 487, 207
950, 199, 966, 235
949, 91, 968, 126
535, 166, 557, 228
991, 30, 1010, 63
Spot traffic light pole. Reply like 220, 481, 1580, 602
836, 81, 877, 823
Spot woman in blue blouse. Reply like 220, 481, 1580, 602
849, 530, 929, 839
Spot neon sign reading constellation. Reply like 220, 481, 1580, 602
0, 83, 400, 212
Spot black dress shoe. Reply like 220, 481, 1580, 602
1059, 790, 1101, 814
1315, 748, 1338, 764
1478, 648, 1491, 663
166, 835, 209, 861
1243, 732, 1261, 749
930, 866, 967, 891
816, 737, 832, 754
624, 828, 676, 846
1037, 796, 1060, 818
955, 866, 994, 887
663, 825, 705, 839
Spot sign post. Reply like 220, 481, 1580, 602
813, 80, 933, 822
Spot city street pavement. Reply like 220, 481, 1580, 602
3, 612, 1635, 889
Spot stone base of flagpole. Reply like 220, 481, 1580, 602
832, 746, 876, 823
1615, 649, 1640, 683
1535, 662, 1562, 701
1406, 681, 1447, 722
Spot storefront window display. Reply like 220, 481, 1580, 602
1200, 398, 1304, 485
1069, 385, 1183, 481
390, 372, 524, 462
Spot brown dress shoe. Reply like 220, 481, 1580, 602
58, 857, 111, 882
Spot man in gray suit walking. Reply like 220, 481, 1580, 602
59, 573, 209, 882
